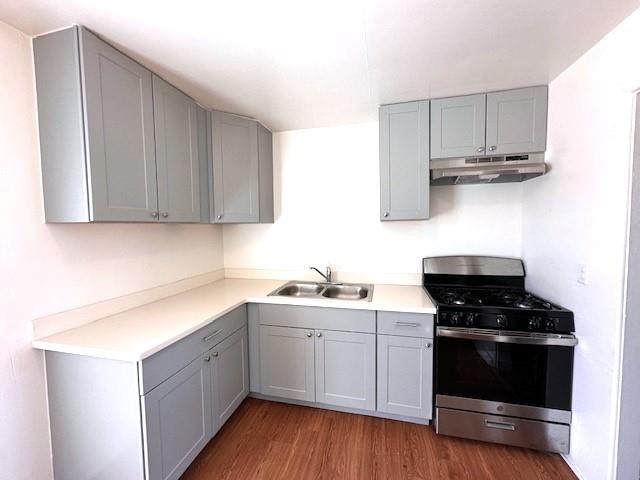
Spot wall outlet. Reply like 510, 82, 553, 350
577, 264, 589, 285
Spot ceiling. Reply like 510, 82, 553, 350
1, 0, 638, 131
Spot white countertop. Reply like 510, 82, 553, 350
32, 278, 436, 361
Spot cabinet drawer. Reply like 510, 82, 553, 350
377, 311, 434, 338
436, 408, 570, 454
140, 305, 247, 394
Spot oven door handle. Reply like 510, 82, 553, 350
436, 327, 578, 347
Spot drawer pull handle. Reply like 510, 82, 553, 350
394, 322, 420, 327
202, 330, 221, 342
484, 420, 516, 431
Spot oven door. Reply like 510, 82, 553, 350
436, 327, 576, 419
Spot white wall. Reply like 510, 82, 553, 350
0, 22, 224, 480
521, 8, 640, 480
223, 123, 523, 283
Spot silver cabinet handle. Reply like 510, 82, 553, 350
151, 211, 158, 218
161, 212, 168, 218
202, 330, 221, 342
425, 342, 432, 348
212, 352, 219, 357
306, 332, 313, 338
204, 354, 210, 362
216, 214, 223, 220
489, 145, 497, 151
476, 147, 485, 153
394, 321, 420, 327
485, 420, 515, 431
383, 212, 389, 218
316, 332, 322, 338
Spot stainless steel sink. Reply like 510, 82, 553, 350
321, 284, 370, 300
272, 282, 325, 297
269, 281, 374, 302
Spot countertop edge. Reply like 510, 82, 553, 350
32, 283, 437, 361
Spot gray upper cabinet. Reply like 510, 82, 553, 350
210, 112, 273, 224
81, 28, 160, 222
34, 26, 273, 224
430, 93, 486, 159
430, 86, 548, 160
257, 123, 275, 223
485, 86, 548, 155
35, 26, 159, 222
152, 75, 200, 222
379, 101, 430, 221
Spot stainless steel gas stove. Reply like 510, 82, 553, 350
423, 256, 577, 454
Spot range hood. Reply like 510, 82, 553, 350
430, 153, 546, 185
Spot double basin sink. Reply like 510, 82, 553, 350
269, 281, 374, 302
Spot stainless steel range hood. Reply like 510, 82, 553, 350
430, 153, 546, 185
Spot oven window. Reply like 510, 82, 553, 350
436, 337, 574, 410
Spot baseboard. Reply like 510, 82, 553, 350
225, 268, 422, 286
33, 269, 225, 339
248, 392, 431, 425
561, 453, 586, 480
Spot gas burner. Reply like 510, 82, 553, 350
514, 300, 534, 309
466, 295, 484, 305
500, 292, 522, 303
450, 297, 465, 305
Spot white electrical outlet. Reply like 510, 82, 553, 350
578, 264, 589, 285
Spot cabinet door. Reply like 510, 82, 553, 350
142, 355, 212, 480
377, 335, 432, 419
315, 330, 376, 411
379, 101, 429, 221
79, 28, 159, 222
211, 112, 259, 223
152, 75, 200, 222
485, 86, 548, 155
430, 94, 486, 159
210, 326, 249, 435
259, 325, 315, 401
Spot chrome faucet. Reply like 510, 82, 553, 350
310, 266, 333, 283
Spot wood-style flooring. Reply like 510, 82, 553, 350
181, 398, 576, 480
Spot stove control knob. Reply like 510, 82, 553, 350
450, 313, 460, 326
528, 317, 541, 330
545, 319, 557, 331
465, 313, 476, 326
496, 315, 507, 328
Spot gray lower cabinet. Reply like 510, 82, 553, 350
210, 326, 249, 434
259, 325, 315, 401
430, 93, 487, 159
377, 335, 433, 419
142, 355, 212, 480
379, 101, 430, 221
256, 305, 377, 411
210, 112, 274, 224
485, 86, 548, 155
152, 75, 200, 222
43, 306, 249, 480
315, 330, 376, 410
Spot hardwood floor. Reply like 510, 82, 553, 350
181, 398, 576, 480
